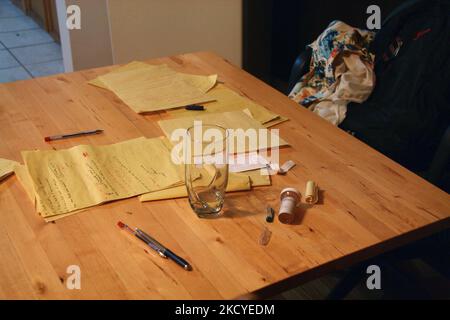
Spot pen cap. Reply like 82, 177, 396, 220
279, 188, 301, 224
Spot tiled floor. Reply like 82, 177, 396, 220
0, 0, 63, 83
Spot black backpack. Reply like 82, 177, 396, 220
340, 0, 450, 172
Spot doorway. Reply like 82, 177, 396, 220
0, 0, 63, 82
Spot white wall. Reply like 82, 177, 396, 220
57, 0, 114, 71
106, 0, 243, 66
57, 0, 243, 71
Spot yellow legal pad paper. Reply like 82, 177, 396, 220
140, 172, 250, 202
21, 137, 182, 218
15, 164, 84, 222
95, 62, 217, 113
89, 61, 289, 126
139, 169, 271, 202
0, 158, 19, 182
168, 84, 280, 125
89, 61, 157, 89
158, 110, 289, 154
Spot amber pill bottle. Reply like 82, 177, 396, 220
278, 188, 301, 224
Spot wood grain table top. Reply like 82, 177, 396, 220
0, 51, 448, 300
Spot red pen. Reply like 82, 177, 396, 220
44, 129, 103, 142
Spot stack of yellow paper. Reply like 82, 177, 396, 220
140, 168, 271, 202
138, 137, 271, 202
16, 137, 183, 221
89, 61, 217, 113
14, 136, 272, 221
0, 158, 19, 182
167, 83, 285, 126
158, 110, 289, 154
89, 61, 289, 127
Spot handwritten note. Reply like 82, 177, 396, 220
22, 137, 182, 218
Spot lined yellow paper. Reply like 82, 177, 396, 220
88, 61, 160, 89
89, 61, 289, 126
158, 110, 289, 154
97, 63, 217, 113
22, 137, 182, 218
168, 84, 280, 125
139, 169, 272, 202
0, 158, 19, 182
246, 168, 271, 187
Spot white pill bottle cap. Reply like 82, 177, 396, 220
279, 188, 301, 224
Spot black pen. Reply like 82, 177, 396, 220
45, 129, 103, 142
117, 221, 192, 271
185, 104, 205, 111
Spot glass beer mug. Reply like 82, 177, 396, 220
185, 124, 229, 217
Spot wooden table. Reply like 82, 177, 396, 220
0, 52, 449, 300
